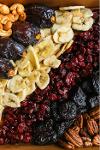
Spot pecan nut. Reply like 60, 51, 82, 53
93, 134, 100, 146
89, 106, 100, 120
58, 139, 75, 150
65, 128, 83, 147
75, 115, 83, 129
87, 119, 98, 135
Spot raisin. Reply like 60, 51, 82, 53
73, 87, 87, 108
0, 37, 25, 61
92, 71, 99, 94
88, 96, 99, 109
81, 78, 94, 95
32, 119, 57, 145
12, 21, 41, 46
26, 5, 55, 28
0, 58, 14, 79
50, 102, 60, 121
58, 101, 77, 120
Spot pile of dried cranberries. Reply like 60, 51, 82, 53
0, 8, 99, 147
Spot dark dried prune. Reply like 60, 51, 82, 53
92, 71, 99, 94
32, 119, 57, 145
88, 96, 99, 109
73, 87, 87, 108
58, 101, 77, 120
54, 119, 75, 137
81, 78, 94, 95
0, 37, 25, 61
26, 5, 55, 28
12, 21, 41, 46
50, 102, 60, 121
0, 58, 14, 79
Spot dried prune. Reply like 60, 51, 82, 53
0, 58, 14, 79
26, 5, 55, 28
32, 119, 57, 145
88, 96, 99, 109
12, 21, 41, 46
81, 78, 94, 95
58, 101, 77, 120
50, 102, 60, 121
0, 37, 25, 61
73, 87, 87, 108
92, 71, 99, 94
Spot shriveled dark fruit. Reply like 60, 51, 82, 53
54, 119, 75, 137
50, 102, 60, 121
92, 71, 99, 94
73, 87, 87, 108
12, 21, 41, 47
81, 78, 94, 95
58, 101, 77, 120
32, 119, 57, 145
26, 5, 55, 28
88, 96, 99, 109
0, 37, 25, 61
0, 58, 14, 79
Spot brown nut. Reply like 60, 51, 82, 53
58, 139, 75, 150
87, 118, 98, 136
19, 12, 26, 21
0, 29, 12, 37
75, 115, 83, 129
65, 129, 83, 147
0, 23, 3, 29
10, 3, 25, 15
3, 21, 12, 31
0, 4, 10, 15
93, 134, 100, 146
89, 106, 100, 120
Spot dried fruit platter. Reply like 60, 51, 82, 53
0, 0, 99, 150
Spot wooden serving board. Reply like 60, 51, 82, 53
0, 0, 99, 150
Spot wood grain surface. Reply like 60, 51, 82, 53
0, 0, 99, 150
0, 145, 99, 150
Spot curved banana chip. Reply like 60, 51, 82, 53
44, 55, 61, 68
59, 6, 85, 11
55, 10, 72, 25
24, 78, 36, 95
40, 28, 51, 39
7, 75, 26, 93
28, 70, 40, 82
27, 45, 40, 69
39, 64, 51, 73
81, 8, 93, 18
53, 26, 74, 44
36, 72, 50, 90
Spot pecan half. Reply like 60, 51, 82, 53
89, 106, 100, 120
75, 115, 83, 129
65, 128, 83, 147
93, 134, 100, 146
87, 119, 98, 135
58, 139, 75, 150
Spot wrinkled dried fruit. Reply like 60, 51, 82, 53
26, 5, 55, 28
0, 37, 25, 61
12, 21, 41, 46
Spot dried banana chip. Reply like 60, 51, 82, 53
81, 8, 93, 18
39, 64, 51, 73
27, 45, 40, 69
53, 26, 74, 44
24, 78, 36, 95
40, 28, 51, 38
44, 55, 61, 68
7, 75, 26, 93
59, 6, 85, 11
36, 72, 50, 90
56, 40, 73, 58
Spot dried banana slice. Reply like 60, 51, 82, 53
27, 45, 40, 69
40, 28, 51, 38
28, 70, 40, 82
55, 10, 73, 25
36, 72, 50, 90
53, 26, 74, 44
7, 75, 26, 93
39, 64, 51, 73
56, 40, 73, 58
81, 8, 93, 18
24, 78, 36, 95
44, 55, 61, 68
59, 6, 85, 11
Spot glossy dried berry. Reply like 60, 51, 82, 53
0, 58, 14, 79
58, 101, 77, 120
12, 21, 41, 46
88, 96, 99, 109
0, 37, 25, 61
26, 5, 55, 28
32, 119, 57, 145
92, 71, 99, 94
